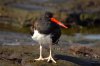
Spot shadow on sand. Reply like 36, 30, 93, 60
54, 55, 100, 66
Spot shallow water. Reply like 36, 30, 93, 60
0, 31, 100, 46
8, 3, 52, 11
0, 31, 36, 45
83, 34, 100, 40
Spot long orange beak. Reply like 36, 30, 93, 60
51, 18, 68, 28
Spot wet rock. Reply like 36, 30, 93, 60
68, 45, 100, 59
9, 53, 22, 59
8, 53, 22, 63
21, 57, 34, 66
0, 49, 13, 59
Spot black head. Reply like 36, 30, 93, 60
44, 12, 53, 18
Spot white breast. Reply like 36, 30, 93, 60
31, 30, 52, 44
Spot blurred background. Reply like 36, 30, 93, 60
0, 0, 100, 34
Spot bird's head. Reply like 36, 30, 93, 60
45, 12, 53, 18
44, 11, 68, 29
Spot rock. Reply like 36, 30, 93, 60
21, 57, 34, 66
68, 45, 100, 59
8, 53, 22, 63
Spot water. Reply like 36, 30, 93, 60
75, 33, 100, 40
8, 3, 52, 11
84, 34, 100, 40
0, 30, 100, 45
30, 0, 49, 3
0, 31, 36, 45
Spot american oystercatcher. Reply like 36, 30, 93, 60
30, 12, 68, 63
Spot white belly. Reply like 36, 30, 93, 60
31, 30, 52, 44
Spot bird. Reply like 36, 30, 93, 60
30, 12, 68, 63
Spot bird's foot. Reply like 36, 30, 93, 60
44, 55, 56, 63
34, 56, 45, 61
